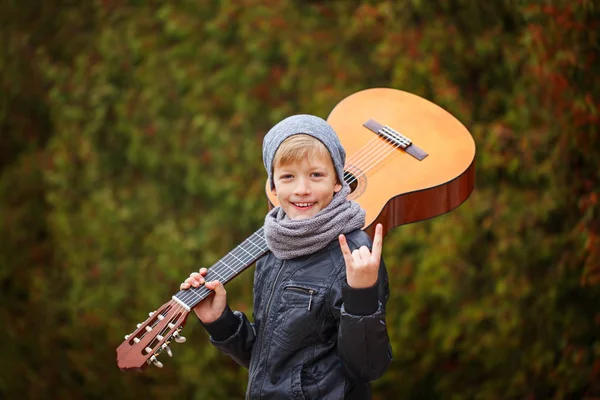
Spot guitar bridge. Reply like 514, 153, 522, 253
363, 119, 428, 161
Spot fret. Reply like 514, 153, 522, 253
246, 232, 266, 251
216, 259, 236, 275
207, 268, 226, 281
237, 244, 256, 258
173, 227, 269, 309
227, 251, 245, 264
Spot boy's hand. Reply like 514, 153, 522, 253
339, 223, 383, 289
180, 267, 227, 324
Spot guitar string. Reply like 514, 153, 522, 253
164, 136, 397, 318
146, 132, 406, 354
343, 135, 400, 186
350, 134, 408, 185
141, 231, 270, 354
173, 228, 268, 306
173, 131, 405, 308
166, 143, 406, 338
141, 238, 267, 353
155, 231, 267, 336
173, 133, 405, 311
353, 125, 418, 186
174, 129, 405, 304
170, 139, 384, 308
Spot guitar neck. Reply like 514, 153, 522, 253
172, 227, 269, 310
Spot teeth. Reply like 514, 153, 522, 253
294, 202, 313, 207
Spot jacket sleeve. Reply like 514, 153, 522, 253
200, 305, 256, 368
331, 255, 393, 382
198, 254, 271, 368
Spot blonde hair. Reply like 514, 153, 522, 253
273, 134, 334, 172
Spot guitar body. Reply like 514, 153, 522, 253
117, 88, 476, 371
266, 88, 476, 238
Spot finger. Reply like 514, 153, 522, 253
185, 277, 199, 288
371, 223, 384, 261
338, 234, 354, 266
180, 282, 190, 290
205, 280, 225, 295
352, 249, 362, 265
183, 276, 195, 287
359, 245, 371, 261
190, 272, 205, 285
213, 281, 225, 295
207, 281, 227, 312
204, 280, 216, 290
199, 267, 208, 275
186, 276, 199, 287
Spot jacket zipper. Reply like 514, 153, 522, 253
246, 260, 286, 400
284, 286, 316, 311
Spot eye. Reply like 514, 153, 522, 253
279, 174, 293, 180
311, 172, 324, 178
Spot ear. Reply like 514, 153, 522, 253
334, 182, 342, 193
271, 186, 277, 196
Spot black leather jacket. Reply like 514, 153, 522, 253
202, 229, 392, 399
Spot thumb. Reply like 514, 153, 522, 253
208, 280, 226, 297
209, 281, 227, 314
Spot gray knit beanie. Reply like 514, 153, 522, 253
262, 114, 346, 190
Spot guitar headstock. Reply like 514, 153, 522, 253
116, 299, 190, 371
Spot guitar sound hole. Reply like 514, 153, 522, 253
343, 165, 366, 200
344, 171, 359, 194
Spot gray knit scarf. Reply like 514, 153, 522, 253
264, 185, 366, 260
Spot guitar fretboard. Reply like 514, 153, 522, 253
173, 227, 269, 309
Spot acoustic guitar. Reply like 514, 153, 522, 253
116, 87, 476, 371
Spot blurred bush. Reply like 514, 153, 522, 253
1, 0, 598, 399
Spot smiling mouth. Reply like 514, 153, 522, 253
292, 202, 315, 208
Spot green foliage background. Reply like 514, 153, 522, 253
1, 0, 599, 399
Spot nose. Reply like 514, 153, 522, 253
293, 178, 311, 195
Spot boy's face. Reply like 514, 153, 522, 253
272, 153, 342, 220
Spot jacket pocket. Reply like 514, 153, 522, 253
272, 282, 323, 351
283, 286, 317, 310
301, 366, 322, 400
291, 364, 322, 400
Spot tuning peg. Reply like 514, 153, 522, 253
161, 343, 173, 357
173, 331, 186, 343
149, 355, 163, 368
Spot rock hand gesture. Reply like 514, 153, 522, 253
338, 223, 384, 289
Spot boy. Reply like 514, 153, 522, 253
181, 114, 392, 399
